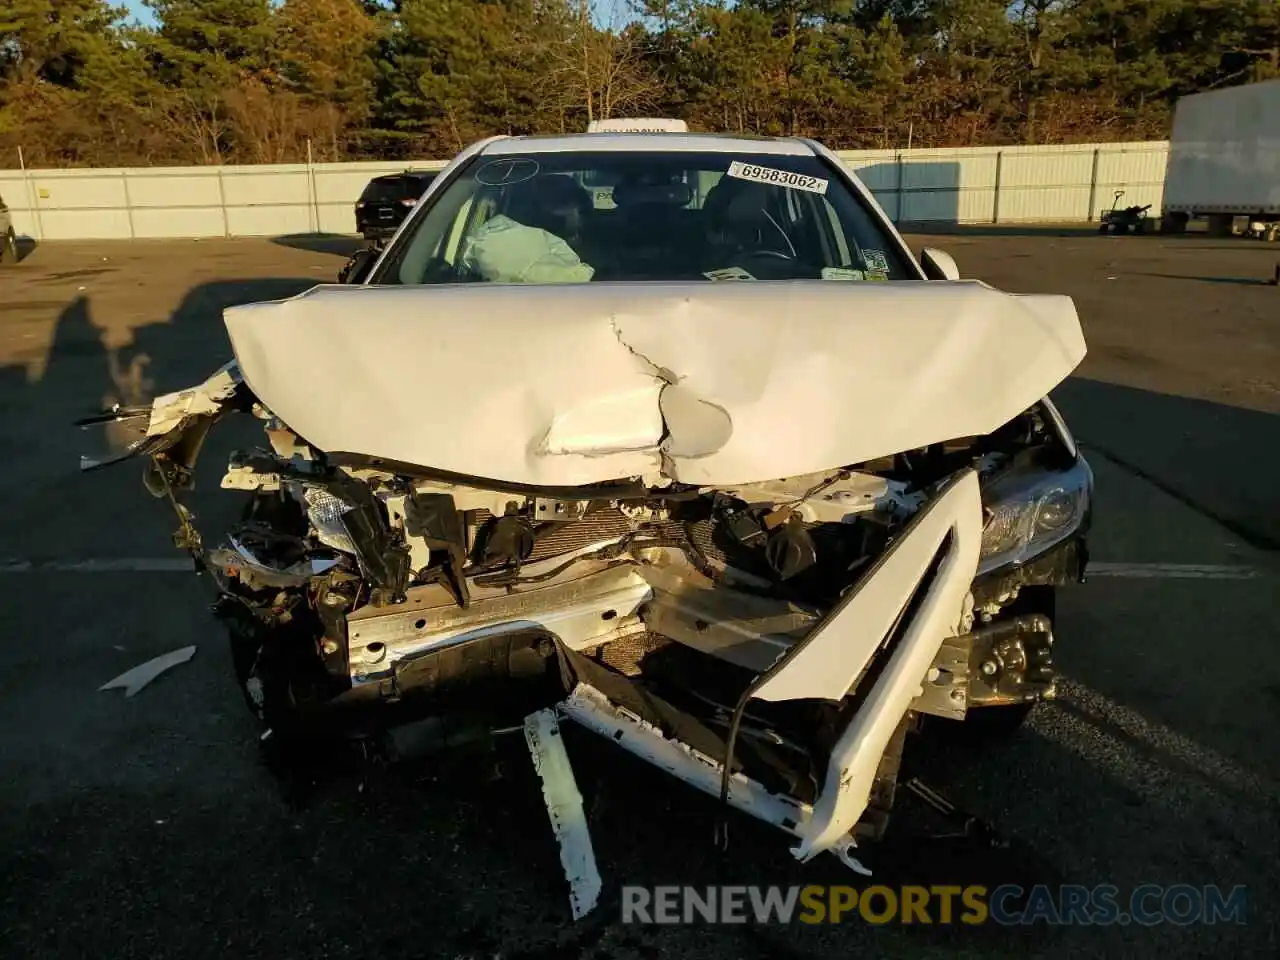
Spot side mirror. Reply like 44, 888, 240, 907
339, 247, 378, 284
920, 247, 960, 281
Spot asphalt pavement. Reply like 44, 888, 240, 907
0, 230, 1277, 958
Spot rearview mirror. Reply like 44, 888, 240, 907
339, 247, 378, 284
920, 247, 960, 281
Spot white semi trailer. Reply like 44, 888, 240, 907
1160, 78, 1280, 237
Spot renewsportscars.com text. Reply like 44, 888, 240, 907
621, 884, 1247, 926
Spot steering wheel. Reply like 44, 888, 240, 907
744, 249, 795, 261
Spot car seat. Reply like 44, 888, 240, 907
503, 174, 593, 253
703, 176, 789, 256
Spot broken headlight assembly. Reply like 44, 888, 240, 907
977, 455, 1092, 574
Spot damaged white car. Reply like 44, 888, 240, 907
82, 130, 1090, 915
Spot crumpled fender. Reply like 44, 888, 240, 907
77, 360, 247, 478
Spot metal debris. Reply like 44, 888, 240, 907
98, 645, 197, 697
524, 708, 602, 920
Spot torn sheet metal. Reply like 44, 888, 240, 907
346, 565, 651, 681
750, 470, 982, 704
221, 281, 1086, 487
524, 708, 602, 920
779, 471, 983, 860
99, 645, 197, 697
146, 362, 241, 436
559, 684, 870, 876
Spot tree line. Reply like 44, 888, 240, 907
2, 0, 1278, 168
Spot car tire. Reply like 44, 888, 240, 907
1, 229, 17, 264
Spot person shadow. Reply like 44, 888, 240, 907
0, 276, 320, 561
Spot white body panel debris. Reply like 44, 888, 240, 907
559, 684, 870, 876
524, 708, 603, 920
782, 471, 983, 859
222, 280, 1085, 487
99, 645, 197, 697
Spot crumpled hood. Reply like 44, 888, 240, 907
223, 280, 1086, 487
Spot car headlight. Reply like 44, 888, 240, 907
978, 456, 1092, 574
300, 485, 358, 555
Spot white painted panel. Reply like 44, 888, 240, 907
225, 204, 312, 236
38, 208, 132, 239
317, 202, 358, 234
998, 185, 1093, 222
956, 188, 997, 223
220, 168, 310, 206
900, 190, 959, 222
126, 171, 223, 208
28, 171, 127, 209
1000, 150, 1095, 188
130, 207, 226, 238
1096, 146, 1168, 186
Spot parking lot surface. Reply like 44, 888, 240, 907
1, 230, 1277, 958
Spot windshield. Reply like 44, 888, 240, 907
372, 150, 916, 285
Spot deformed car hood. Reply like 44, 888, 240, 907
223, 280, 1086, 487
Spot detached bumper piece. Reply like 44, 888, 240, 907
521, 471, 984, 920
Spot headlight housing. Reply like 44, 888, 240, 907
978, 456, 1092, 574
300, 485, 358, 555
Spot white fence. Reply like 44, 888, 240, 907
0, 141, 1169, 241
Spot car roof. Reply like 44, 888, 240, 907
482, 133, 816, 157
371, 170, 438, 181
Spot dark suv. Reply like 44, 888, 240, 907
354, 170, 438, 243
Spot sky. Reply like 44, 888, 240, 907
119, 0, 638, 29
121, 1, 156, 27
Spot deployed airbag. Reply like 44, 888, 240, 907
459, 215, 595, 284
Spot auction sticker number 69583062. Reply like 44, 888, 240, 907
726, 161, 829, 195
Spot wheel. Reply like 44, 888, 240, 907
0, 229, 16, 264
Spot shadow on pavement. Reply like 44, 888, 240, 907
272, 233, 366, 258
1052, 376, 1280, 550
1131, 272, 1275, 287
0, 276, 320, 554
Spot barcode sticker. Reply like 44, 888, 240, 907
726, 161, 829, 195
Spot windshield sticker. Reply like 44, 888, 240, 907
704, 266, 756, 281
726, 161, 828, 195
865, 270, 889, 281
821, 267, 866, 281
862, 249, 890, 274
476, 158, 540, 187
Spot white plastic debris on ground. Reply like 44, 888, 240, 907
98, 645, 197, 697
523, 707, 603, 920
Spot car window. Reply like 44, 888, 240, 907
374, 150, 913, 286
361, 175, 433, 204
